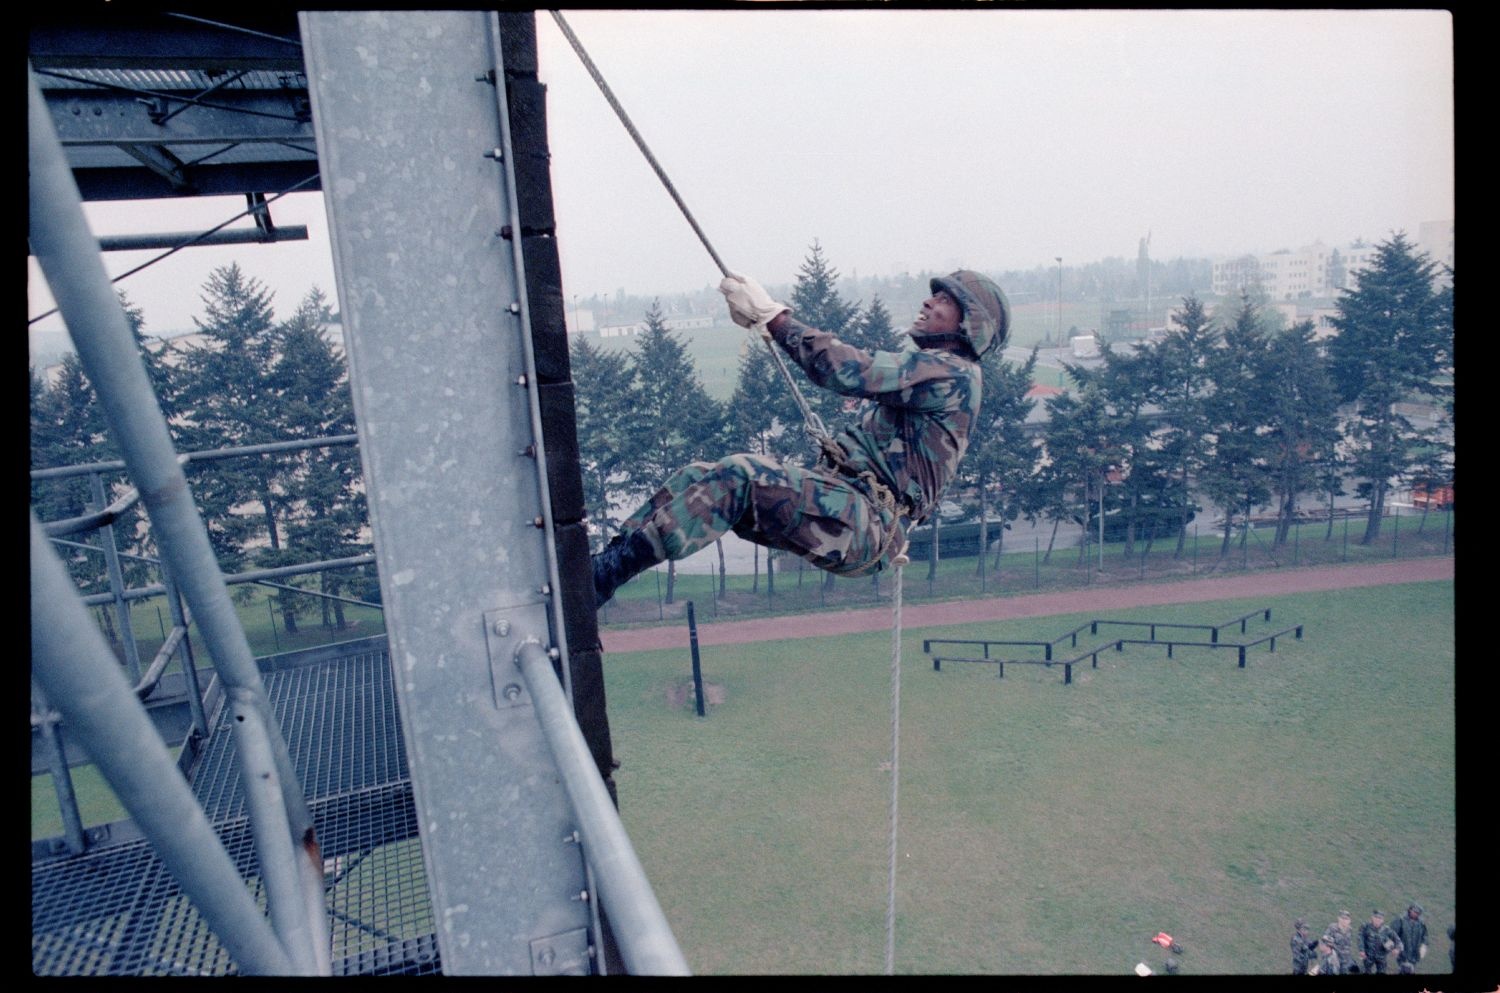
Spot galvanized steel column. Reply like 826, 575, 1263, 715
301, 11, 595, 974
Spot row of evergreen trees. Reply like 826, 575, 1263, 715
31, 264, 366, 636
571, 234, 1453, 597
31, 233, 1451, 624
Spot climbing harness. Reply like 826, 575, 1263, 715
551, 12, 910, 970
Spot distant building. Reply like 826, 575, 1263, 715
597, 315, 713, 338
1210, 221, 1452, 300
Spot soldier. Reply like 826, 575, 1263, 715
1323, 910, 1356, 974
1391, 903, 1428, 974
1290, 918, 1317, 975
591, 270, 1008, 606
1307, 935, 1341, 977
1358, 909, 1402, 976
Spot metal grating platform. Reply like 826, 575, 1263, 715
31, 639, 442, 976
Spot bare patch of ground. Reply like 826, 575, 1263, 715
666, 679, 726, 710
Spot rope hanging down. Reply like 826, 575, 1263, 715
550, 11, 909, 971
547, 11, 831, 449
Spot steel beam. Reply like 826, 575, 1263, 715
300, 11, 596, 975
44, 88, 314, 147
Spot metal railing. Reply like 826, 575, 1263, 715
31, 64, 330, 974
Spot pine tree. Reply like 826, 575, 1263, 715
31, 291, 169, 593
1078, 342, 1164, 557
625, 301, 726, 602
1039, 382, 1119, 567
847, 294, 902, 352
1326, 232, 1450, 544
1263, 319, 1341, 546
570, 332, 638, 547
270, 287, 365, 632
1153, 296, 1220, 557
962, 347, 1039, 584
177, 263, 283, 571
1198, 294, 1277, 560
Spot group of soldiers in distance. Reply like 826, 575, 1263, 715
1290, 904, 1446, 975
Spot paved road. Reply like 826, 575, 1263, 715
600, 555, 1454, 654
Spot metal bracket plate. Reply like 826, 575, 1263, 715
529, 927, 590, 976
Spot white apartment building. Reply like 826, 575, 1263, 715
1211, 220, 1452, 300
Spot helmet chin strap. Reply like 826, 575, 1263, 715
910, 329, 973, 355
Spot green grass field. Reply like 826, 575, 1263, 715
33, 573, 1455, 976
601, 580, 1455, 975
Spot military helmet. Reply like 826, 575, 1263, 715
930, 270, 1010, 358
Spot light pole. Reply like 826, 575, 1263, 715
1055, 256, 1063, 345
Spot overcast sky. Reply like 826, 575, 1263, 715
29, 8, 1453, 343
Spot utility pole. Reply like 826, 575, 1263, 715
1055, 256, 1063, 344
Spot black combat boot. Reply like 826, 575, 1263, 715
591, 531, 660, 607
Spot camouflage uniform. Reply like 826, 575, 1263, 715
1358, 914, 1402, 975
1322, 917, 1356, 974
1309, 943, 1340, 977
621, 315, 982, 577
1290, 921, 1315, 975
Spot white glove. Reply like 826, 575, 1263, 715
1419, 943, 1426, 960
719, 273, 788, 330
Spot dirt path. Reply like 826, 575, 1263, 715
599, 555, 1454, 654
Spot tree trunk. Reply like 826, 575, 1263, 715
260, 488, 280, 551
281, 595, 299, 635
715, 538, 727, 596
1043, 518, 1060, 564
1361, 481, 1386, 545
1275, 485, 1296, 547
975, 496, 989, 578
927, 515, 940, 582
751, 543, 759, 593
1173, 466, 1191, 559
665, 559, 676, 604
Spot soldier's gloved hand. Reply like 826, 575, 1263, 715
719, 273, 788, 330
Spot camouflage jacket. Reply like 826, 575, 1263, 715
1359, 922, 1403, 962
771, 317, 982, 523
1309, 947, 1340, 976
1290, 931, 1315, 973
1323, 924, 1355, 967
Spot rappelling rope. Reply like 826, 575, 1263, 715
884, 553, 906, 974
551, 12, 908, 969
547, 11, 832, 451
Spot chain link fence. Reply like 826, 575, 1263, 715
597, 505, 1455, 628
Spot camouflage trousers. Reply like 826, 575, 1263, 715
623, 453, 903, 577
